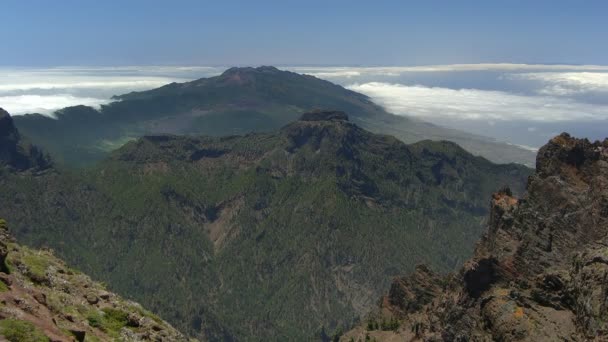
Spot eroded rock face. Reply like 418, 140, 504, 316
386, 265, 442, 316
342, 133, 608, 341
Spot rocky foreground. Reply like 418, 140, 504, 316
342, 133, 608, 341
0, 218, 193, 342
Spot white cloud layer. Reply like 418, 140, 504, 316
0, 79, 176, 92
0, 66, 222, 115
508, 72, 608, 96
0, 66, 223, 94
0, 95, 108, 115
347, 82, 608, 122
289, 64, 608, 79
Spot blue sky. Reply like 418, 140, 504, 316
2, 0, 607, 66
1, 1, 607, 149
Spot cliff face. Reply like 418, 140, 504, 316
343, 133, 608, 341
0, 219, 192, 342
0, 108, 50, 172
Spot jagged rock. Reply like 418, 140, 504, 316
386, 265, 442, 316
342, 134, 608, 341
0, 108, 50, 172
462, 257, 500, 298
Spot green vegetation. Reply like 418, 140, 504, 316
12, 67, 535, 167
87, 308, 129, 337
0, 319, 49, 342
0, 114, 531, 341
21, 252, 51, 282
366, 317, 400, 332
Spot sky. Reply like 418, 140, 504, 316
1, 1, 607, 150
2, 1, 608, 66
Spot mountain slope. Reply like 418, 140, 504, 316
13, 66, 535, 167
1, 110, 531, 341
342, 133, 608, 341
0, 108, 50, 172
0, 218, 192, 342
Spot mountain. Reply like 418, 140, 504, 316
0, 110, 530, 341
341, 133, 608, 341
13, 66, 535, 167
0, 108, 50, 172
0, 218, 191, 342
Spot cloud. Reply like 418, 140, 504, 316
289, 64, 608, 79
0, 80, 178, 93
346, 82, 608, 122
0, 66, 223, 115
505, 142, 539, 152
0, 95, 108, 115
507, 72, 608, 96
0, 66, 223, 95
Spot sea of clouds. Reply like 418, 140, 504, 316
291, 64, 608, 148
1, 64, 607, 149
0, 66, 223, 114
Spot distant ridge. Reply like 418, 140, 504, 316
13, 66, 536, 167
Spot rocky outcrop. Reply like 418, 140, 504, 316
386, 265, 443, 316
342, 133, 608, 341
0, 108, 50, 172
0, 219, 193, 341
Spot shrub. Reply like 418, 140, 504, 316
0, 319, 49, 342
87, 308, 129, 336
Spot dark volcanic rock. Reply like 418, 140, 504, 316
343, 133, 608, 341
0, 108, 50, 172
386, 265, 442, 316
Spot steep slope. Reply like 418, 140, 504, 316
342, 133, 608, 341
13, 66, 535, 166
0, 108, 50, 172
0, 109, 233, 341
0, 218, 192, 342
1, 110, 530, 341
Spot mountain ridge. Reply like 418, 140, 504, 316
341, 132, 608, 341
1, 109, 531, 341
13, 66, 536, 167
0, 108, 50, 172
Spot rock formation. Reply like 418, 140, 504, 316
0, 108, 50, 172
343, 133, 608, 341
